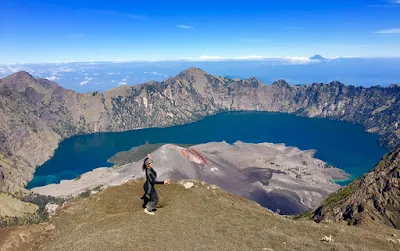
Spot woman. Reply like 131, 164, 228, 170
142, 154, 169, 215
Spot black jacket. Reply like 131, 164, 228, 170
144, 168, 164, 195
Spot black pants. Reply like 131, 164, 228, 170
142, 187, 158, 211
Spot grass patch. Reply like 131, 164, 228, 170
293, 210, 315, 220
79, 190, 91, 199
322, 179, 360, 207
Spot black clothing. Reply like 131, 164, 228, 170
143, 167, 163, 210
144, 168, 164, 195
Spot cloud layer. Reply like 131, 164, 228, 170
177, 25, 193, 29
374, 28, 400, 34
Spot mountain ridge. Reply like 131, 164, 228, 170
0, 68, 399, 195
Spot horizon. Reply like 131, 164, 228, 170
1, 58, 400, 92
2, 64, 400, 92
1, 0, 400, 64
3, 55, 400, 65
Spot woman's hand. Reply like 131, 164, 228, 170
164, 179, 170, 184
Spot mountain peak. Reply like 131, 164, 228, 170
178, 67, 208, 76
310, 55, 327, 61
272, 79, 290, 88
4, 71, 34, 81
0, 71, 37, 91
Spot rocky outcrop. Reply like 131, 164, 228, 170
313, 146, 400, 229
0, 68, 399, 195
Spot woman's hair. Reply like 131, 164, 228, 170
142, 158, 149, 171
142, 158, 148, 171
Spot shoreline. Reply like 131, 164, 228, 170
31, 141, 350, 214
26, 111, 386, 190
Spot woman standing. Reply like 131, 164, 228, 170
142, 154, 169, 215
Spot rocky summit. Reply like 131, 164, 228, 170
0, 68, 400, 195
313, 145, 400, 229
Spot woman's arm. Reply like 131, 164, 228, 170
148, 172, 165, 185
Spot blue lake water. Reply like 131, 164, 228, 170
27, 112, 388, 188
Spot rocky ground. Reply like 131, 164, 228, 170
1, 180, 400, 251
31, 142, 348, 215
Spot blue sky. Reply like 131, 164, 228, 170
1, 0, 400, 63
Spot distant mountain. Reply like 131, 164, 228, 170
313, 145, 400, 229
310, 55, 328, 61
0, 68, 399, 196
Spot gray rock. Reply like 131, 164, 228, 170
44, 223, 56, 232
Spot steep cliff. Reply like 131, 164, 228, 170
313, 145, 400, 229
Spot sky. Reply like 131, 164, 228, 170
1, 0, 400, 63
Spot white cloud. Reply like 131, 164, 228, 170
118, 81, 127, 85
107, 72, 115, 75
73, 77, 79, 80
80, 77, 92, 85
46, 76, 60, 81
93, 73, 99, 76
374, 28, 400, 34
90, 10, 148, 20
199, 55, 224, 60
179, 55, 316, 64
282, 56, 312, 64
177, 25, 193, 29
111, 80, 116, 83
149, 71, 163, 76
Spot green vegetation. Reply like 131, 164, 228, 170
0, 194, 65, 228
78, 186, 102, 199
74, 175, 82, 181
293, 210, 314, 220
322, 179, 360, 207
108, 143, 194, 166
79, 190, 91, 198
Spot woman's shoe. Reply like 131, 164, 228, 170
144, 208, 155, 215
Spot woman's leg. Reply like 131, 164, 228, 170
147, 188, 159, 211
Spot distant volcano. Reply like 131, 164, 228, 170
310, 55, 328, 61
